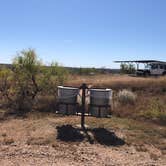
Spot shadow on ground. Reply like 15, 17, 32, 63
91, 128, 125, 146
56, 125, 125, 146
56, 125, 84, 142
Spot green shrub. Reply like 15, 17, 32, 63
139, 99, 166, 124
0, 48, 68, 113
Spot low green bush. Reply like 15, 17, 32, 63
139, 99, 166, 124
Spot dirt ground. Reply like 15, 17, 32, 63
0, 113, 165, 166
0, 142, 165, 166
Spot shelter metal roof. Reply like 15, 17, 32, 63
114, 60, 166, 64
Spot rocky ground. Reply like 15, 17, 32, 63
0, 113, 165, 166
0, 142, 165, 166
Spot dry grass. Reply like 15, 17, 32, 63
0, 74, 165, 165
66, 74, 166, 93
66, 74, 166, 124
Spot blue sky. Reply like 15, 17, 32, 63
0, 0, 166, 68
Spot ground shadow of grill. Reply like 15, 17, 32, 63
56, 125, 125, 146
91, 128, 125, 146
56, 125, 84, 142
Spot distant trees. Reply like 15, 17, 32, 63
120, 63, 136, 74
0, 49, 68, 114
77, 67, 97, 75
70, 67, 105, 75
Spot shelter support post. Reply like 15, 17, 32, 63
136, 63, 139, 70
80, 83, 88, 129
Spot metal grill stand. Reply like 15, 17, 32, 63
79, 83, 88, 129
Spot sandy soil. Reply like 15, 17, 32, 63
0, 143, 165, 166
0, 115, 165, 166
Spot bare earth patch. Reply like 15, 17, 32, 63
0, 113, 165, 166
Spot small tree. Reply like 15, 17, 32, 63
12, 49, 41, 112
11, 49, 68, 113
120, 63, 135, 74
128, 64, 136, 74
0, 49, 68, 114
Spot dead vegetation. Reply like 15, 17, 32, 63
66, 74, 166, 93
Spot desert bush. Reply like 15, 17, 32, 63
39, 62, 68, 95
0, 48, 68, 113
11, 49, 41, 112
35, 95, 57, 112
139, 99, 166, 124
117, 89, 137, 105
0, 68, 13, 106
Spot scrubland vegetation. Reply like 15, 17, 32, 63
0, 49, 166, 165
0, 49, 68, 114
67, 74, 166, 125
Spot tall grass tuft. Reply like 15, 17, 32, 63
117, 89, 137, 105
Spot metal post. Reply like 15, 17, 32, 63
80, 83, 87, 129
137, 63, 139, 70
